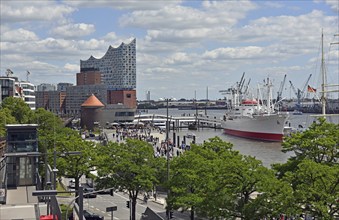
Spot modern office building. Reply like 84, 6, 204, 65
76, 70, 101, 86
35, 91, 66, 114
80, 38, 136, 90
107, 90, 137, 109
0, 76, 26, 105
65, 84, 108, 115
0, 77, 16, 102
5, 124, 39, 187
57, 83, 73, 92
36, 83, 56, 92
20, 81, 36, 110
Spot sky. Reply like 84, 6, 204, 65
0, 0, 338, 101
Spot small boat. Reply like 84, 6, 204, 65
188, 123, 197, 130
186, 133, 195, 138
292, 110, 303, 115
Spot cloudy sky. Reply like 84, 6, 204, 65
0, 0, 338, 100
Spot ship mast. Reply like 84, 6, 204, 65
320, 31, 326, 116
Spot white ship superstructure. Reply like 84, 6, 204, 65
221, 75, 289, 142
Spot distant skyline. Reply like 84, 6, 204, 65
0, 0, 338, 100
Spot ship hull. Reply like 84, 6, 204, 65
222, 113, 288, 142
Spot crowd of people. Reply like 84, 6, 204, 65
110, 124, 193, 159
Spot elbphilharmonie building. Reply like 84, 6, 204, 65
80, 38, 136, 90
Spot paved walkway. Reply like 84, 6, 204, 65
0, 186, 47, 220
6, 186, 38, 205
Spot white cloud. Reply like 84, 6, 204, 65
326, 0, 339, 11
120, 1, 256, 30
203, 46, 264, 60
63, 0, 182, 10
64, 63, 79, 72
51, 23, 96, 39
1, 28, 39, 42
1, 1, 75, 23
101, 32, 118, 41
165, 52, 192, 65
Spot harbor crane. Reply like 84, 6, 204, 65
289, 74, 312, 109
276, 74, 286, 102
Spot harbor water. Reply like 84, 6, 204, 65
140, 108, 337, 167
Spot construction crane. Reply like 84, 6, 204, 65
289, 74, 312, 109
276, 74, 286, 102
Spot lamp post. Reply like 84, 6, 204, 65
53, 148, 58, 190
166, 98, 170, 220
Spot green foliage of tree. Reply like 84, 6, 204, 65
274, 118, 338, 178
1, 97, 33, 123
168, 144, 215, 219
0, 108, 16, 137
168, 137, 278, 220
52, 128, 96, 197
283, 118, 338, 164
271, 118, 339, 219
96, 139, 159, 220
33, 108, 64, 153
283, 160, 339, 219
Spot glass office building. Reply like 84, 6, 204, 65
5, 124, 39, 187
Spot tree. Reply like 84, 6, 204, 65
271, 118, 339, 219
1, 97, 33, 124
33, 108, 64, 154
283, 118, 338, 165
168, 144, 215, 220
96, 139, 158, 220
274, 118, 338, 178
52, 127, 96, 198
284, 160, 339, 219
168, 137, 277, 220
0, 108, 16, 137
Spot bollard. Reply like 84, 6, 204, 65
173, 132, 176, 146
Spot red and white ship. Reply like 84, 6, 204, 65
221, 76, 289, 142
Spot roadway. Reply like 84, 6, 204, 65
58, 191, 192, 219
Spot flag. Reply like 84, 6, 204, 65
307, 85, 316, 93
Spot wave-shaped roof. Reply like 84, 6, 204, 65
81, 38, 136, 61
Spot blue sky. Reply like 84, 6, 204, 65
0, 0, 338, 100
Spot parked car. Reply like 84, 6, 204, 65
68, 179, 81, 189
68, 179, 76, 188
83, 210, 104, 220
83, 186, 97, 198
69, 210, 104, 220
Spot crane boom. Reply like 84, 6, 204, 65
277, 74, 286, 101
301, 74, 312, 98
289, 80, 298, 96
238, 72, 245, 92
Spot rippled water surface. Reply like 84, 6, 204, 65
141, 108, 332, 167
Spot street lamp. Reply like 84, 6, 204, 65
26, 151, 82, 190
52, 151, 82, 190
166, 98, 170, 220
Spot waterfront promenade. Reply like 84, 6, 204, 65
103, 126, 195, 159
